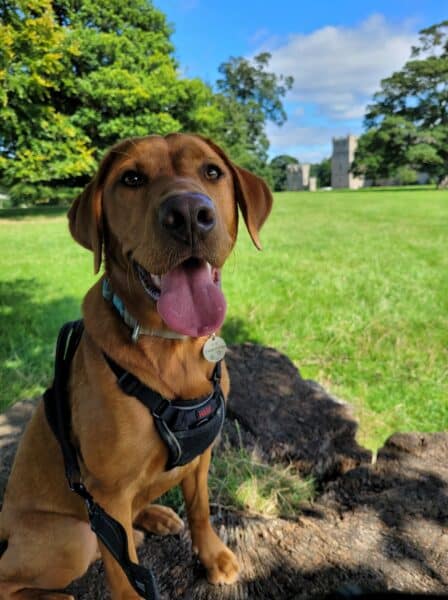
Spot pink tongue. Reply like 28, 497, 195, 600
157, 262, 226, 337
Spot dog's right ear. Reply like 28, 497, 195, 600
68, 177, 103, 274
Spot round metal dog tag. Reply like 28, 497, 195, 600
202, 335, 227, 362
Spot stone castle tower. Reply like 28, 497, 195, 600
331, 135, 364, 189
286, 163, 310, 190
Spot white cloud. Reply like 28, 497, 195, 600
267, 123, 345, 147
265, 14, 417, 120
293, 106, 305, 117
267, 121, 362, 162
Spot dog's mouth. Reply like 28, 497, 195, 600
135, 258, 226, 338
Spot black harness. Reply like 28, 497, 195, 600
104, 353, 225, 470
43, 319, 225, 599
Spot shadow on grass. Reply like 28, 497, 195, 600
0, 278, 80, 410
221, 316, 261, 345
0, 206, 68, 220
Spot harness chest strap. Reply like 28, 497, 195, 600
44, 320, 225, 600
103, 353, 225, 470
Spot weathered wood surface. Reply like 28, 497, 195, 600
1, 344, 447, 599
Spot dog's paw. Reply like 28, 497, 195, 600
192, 525, 240, 585
205, 547, 239, 585
134, 504, 184, 536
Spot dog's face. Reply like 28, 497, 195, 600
68, 133, 272, 337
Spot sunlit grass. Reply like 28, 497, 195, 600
1, 187, 447, 450
209, 442, 314, 518
161, 429, 315, 519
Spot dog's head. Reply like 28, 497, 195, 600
68, 133, 272, 337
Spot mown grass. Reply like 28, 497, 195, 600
0, 187, 447, 451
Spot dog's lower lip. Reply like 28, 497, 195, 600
135, 263, 161, 301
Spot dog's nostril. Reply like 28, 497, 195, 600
163, 209, 184, 230
197, 207, 215, 228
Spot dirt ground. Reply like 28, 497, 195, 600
1, 344, 447, 599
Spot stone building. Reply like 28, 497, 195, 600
331, 135, 364, 189
286, 163, 311, 190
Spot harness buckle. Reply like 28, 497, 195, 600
152, 399, 170, 419
69, 479, 95, 512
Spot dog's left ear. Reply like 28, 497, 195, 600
198, 135, 273, 249
231, 164, 273, 250
68, 176, 103, 274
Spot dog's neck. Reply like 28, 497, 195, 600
82, 279, 220, 400
101, 277, 187, 343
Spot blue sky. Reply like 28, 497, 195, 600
156, 0, 447, 163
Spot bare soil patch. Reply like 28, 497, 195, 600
1, 344, 447, 599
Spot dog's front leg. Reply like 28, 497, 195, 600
181, 448, 239, 585
92, 493, 141, 600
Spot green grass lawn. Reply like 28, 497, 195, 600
1, 188, 447, 449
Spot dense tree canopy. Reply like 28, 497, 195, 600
0, 0, 222, 204
0, 3, 293, 205
352, 20, 448, 184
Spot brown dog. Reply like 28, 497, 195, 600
0, 133, 272, 599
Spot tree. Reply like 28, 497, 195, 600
269, 155, 299, 191
0, 0, 223, 204
214, 53, 293, 180
352, 20, 448, 185
0, 0, 96, 204
311, 158, 331, 187
0, 4, 293, 205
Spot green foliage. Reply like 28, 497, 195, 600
0, 0, 225, 205
353, 21, 448, 183
311, 157, 331, 187
214, 53, 293, 179
269, 155, 299, 191
0, 5, 293, 203
395, 165, 418, 186
0, 0, 93, 204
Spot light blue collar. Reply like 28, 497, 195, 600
102, 278, 187, 342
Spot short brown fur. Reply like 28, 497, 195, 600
0, 134, 272, 599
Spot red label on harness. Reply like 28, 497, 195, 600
197, 405, 213, 420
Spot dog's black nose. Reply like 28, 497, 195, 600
159, 192, 216, 244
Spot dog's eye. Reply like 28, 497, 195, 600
120, 170, 146, 187
203, 164, 223, 181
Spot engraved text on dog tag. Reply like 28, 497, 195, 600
202, 335, 227, 362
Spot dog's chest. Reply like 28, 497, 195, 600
139, 458, 200, 505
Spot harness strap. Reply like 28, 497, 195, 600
103, 353, 224, 469
104, 353, 221, 412
44, 320, 159, 600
